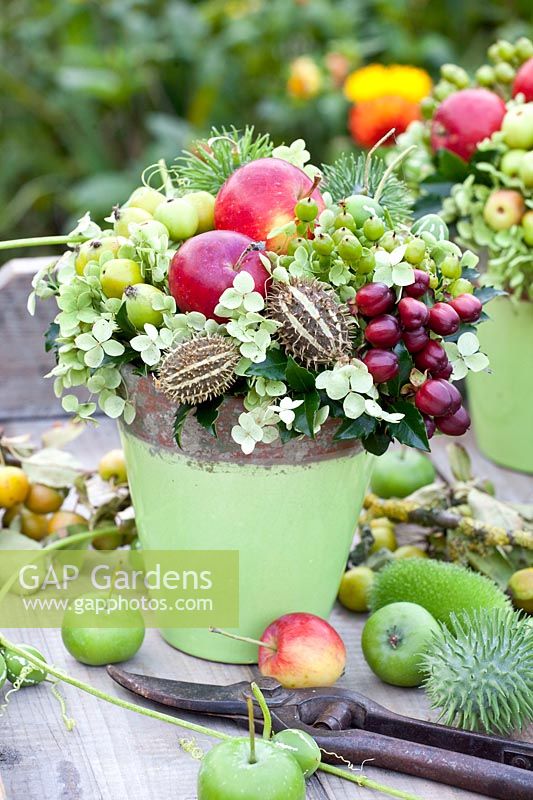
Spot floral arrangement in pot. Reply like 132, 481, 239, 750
389, 37, 533, 472
5, 128, 495, 661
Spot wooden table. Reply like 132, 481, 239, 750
1, 259, 532, 800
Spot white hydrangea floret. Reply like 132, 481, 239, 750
373, 245, 415, 288
268, 396, 304, 427
215, 271, 265, 317
316, 360, 403, 424
444, 332, 490, 380
130, 323, 174, 366
231, 406, 279, 455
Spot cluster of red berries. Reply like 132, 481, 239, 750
355, 274, 483, 438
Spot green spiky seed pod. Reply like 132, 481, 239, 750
370, 559, 509, 627
156, 336, 239, 405
267, 278, 353, 369
422, 609, 533, 734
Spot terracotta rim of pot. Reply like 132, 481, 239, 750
120, 366, 363, 466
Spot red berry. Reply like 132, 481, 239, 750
415, 379, 462, 417
404, 269, 430, 299
432, 361, 453, 380
423, 415, 436, 439
356, 283, 395, 317
364, 315, 401, 348
428, 302, 460, 336
449, 294, 482, 323
437, 405, 471, 436
402, 327, 430, 354
363, 349, 399, 383
414, 340, 448, 373
398, 297, 429, 330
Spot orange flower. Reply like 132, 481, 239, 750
348, 96, 422, 148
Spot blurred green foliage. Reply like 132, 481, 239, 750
1, 0, 531, 240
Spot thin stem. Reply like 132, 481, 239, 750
158, 159, 174, 198
0, 235, 88, 251
251, 682, 272, 740
303, 172, 322, 199
247, 697, 257, 764
363, 129, 397, 194
0, 635, 231, 743
209, 627, 276, 652
319, 763, 423, 800
374, 145, 417, 204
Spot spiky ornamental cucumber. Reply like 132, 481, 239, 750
422, 609, 533, 734
156, 336, 239, 405
267, 278, 353, 369
370, 559, 509, 626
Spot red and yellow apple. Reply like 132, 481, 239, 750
168, 230, 270, 320
214, 158, 325, 253
483, 189, 525, 231
430, 88, 506, 161
258, 612, 346, 688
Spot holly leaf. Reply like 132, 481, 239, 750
116, 302, 137, 336
388, 400, 430, 451
474, 286, 507, 305
293, 390, 320, 438
434, 149, 469, 182
334, 414, 377, 441
195, 396, 223, 437
44, 322, 60, 353
244, 349, 287, 381
173, 404, 193, 448
285, 357, 315, 392
279, 424, 299, 444
386, 342, 412, 395
362, 430, 391, 456
101, 346, 139, 368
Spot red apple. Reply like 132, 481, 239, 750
483, 189, 525, 231
430, 89, 506, 161
258, 612, 346, 688
214, 158, 325, 253
169, 230, 270, 320
513, 58, 533, 102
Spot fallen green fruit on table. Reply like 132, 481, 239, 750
370, 449, 436, 499
272, 729, 321, 778
61, 595, 145, 665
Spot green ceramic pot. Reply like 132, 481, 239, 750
467, 296, 533, 473
119, 369, 374, 663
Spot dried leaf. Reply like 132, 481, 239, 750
21, 448, 83, 488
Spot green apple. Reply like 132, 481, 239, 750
154, 198, 199, 240
370, 449, 436, 499
362, 602, 440, 687
272, 729, 321, 778
519, 151, 533, 188
185, 191, 216, 233
522, 210, 533, 246
338, 566, 375, 612
345, 194, 385, 227
100, 259, 143, 298
124, 284, 165, 328
61, 596, 145, 666
114, 207, 152, 238
500, 149, 526, 177
197, 738, 305, 800
501, 104, 533, 150
127, 186, 166, 215
483, 189, 525, 231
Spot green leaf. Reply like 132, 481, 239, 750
386, 342, 413, 395
293, 390, 319, 438
285, 357, 315, 392
388, 400, 430, 451
474, 286, 507, 305
116, 302, 137, 336
434, 149, 469, 182
244, 349, 288, 381
279, 424, 299, 444
195, 396, 223, 437
101, 347, 139, 368
362, 430, 391, 456
173, 404, 193, 448
334, 414, 377, 441
44, 322, 60, 353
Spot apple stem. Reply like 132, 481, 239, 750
363, 129, 397, 194
251, 682, 272, 740
318, 763, 424, 800
246, 697, 257, 764
303, 172, 322, 199
209, 627, 277, 652
374, 145, 417, 204
158, 158, 175, 198
0, 234, 88, 252
233, 242, 265, 272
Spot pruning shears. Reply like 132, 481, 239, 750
107, 668, 533, 800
